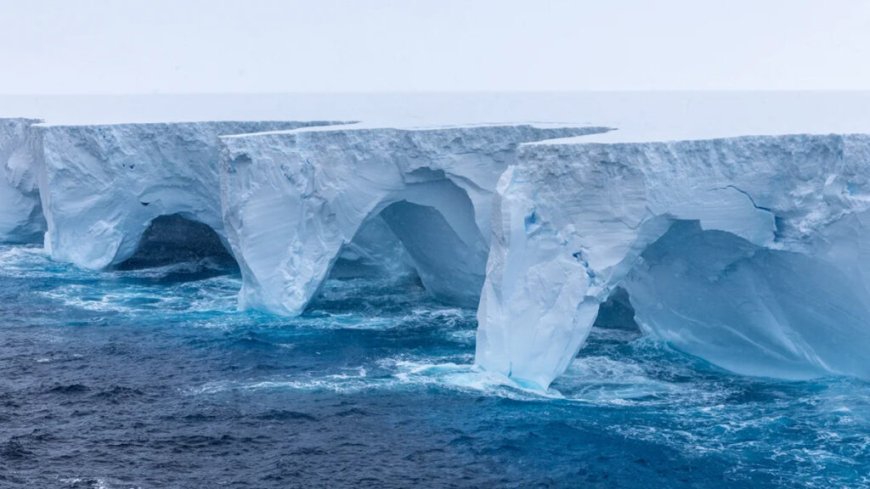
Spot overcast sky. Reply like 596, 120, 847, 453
2, 0, 869, 94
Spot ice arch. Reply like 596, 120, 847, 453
115, 214, 237, 271
327, 215, 414, 281
33, 120, 342, 270
361, 178, 488, 306
476, 134, 870, 389
219, 124, 606, 315
622, 220, 870, 380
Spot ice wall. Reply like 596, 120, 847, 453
0, 118, 44, 242
34, 121, 340, 269
476, 134, 870, 388
220, 124, 608, 316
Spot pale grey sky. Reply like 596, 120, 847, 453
2, 0, 869, 94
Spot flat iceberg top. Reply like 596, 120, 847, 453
1, 117, 42, 124
522, 131, 870, 156
4, 92, 870, 141
533, 92, 870, 144
34, 119, 350, 132
220, 121, 610, 139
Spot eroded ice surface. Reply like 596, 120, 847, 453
33, 121, 341, 269
476, 134, 870, 388
220, 124, 608, 316
0, 118, 43, 242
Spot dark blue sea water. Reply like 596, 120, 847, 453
1, 244, 868, 488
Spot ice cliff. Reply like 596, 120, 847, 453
219, 124, 607, 315
14, 107, 870, 389
0, 118, 43, 242
476, 134, 870, 388
34, 121, 340, 269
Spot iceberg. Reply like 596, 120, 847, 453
15, 95, 870, 388
0, 118, 43, 243
476, 134, 870, 388
219, 124, 608, 315
33, 121, 341, 269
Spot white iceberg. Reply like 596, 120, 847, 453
219, 124, 607, 315
33, 121, 340, 269
476, 134, 870, 388
0, 118, 43, 243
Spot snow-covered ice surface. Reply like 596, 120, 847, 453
220, 123, 606, 315
0, 118, 43, 243
33, 121, 343, 269
477, 134, 870, 388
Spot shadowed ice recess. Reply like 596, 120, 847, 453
1, 242, 868, 488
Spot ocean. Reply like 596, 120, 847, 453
1, 244, 867, 488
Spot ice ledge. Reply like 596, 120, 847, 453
219, 120, 610, 138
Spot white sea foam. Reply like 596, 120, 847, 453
186, 346, 722, 408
